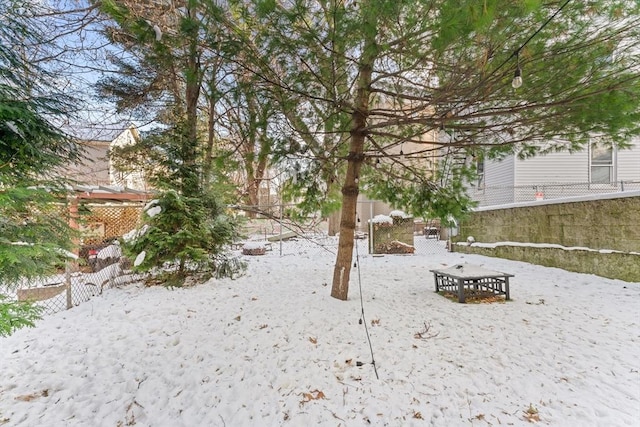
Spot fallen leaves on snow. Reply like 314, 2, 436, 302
15, 390, 48, 402
299, 389, 326, 405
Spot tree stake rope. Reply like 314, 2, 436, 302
354, 237, 379, 380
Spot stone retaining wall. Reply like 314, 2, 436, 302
454, 192, 640, 282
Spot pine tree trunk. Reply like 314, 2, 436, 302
330, 152, 362, 299
183, 2, 201, 195
331, 25, 376, 300
202, 80, 217, 186
247, 150, 268, 219
246, 180, 259, 219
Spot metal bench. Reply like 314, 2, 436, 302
424, 226, 440, 239
430, 263, 513, 303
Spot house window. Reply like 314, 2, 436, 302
476, 158, 485, 189
590, 143, 614, 184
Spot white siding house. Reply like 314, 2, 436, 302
471, 138, 640, 206
62, 140, 111, 186
59, 125, 151, 192
108, 126, 149, 191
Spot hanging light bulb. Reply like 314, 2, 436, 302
512, 51, 523, 89
512, 66, 523, 89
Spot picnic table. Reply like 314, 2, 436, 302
430, 263, 513, 303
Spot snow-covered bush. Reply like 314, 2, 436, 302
122, 190, 245, 286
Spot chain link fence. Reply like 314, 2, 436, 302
6, 203, 447, 318
237, 213, 448, 259
470, 180, 640, 207
3, 202, 144, 317
12, 179, 633, 316
8, 245, 140, 316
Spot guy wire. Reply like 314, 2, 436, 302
354, 237, 379, 380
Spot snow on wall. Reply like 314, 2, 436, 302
370, 214, 393, 225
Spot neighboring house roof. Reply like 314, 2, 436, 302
110, 125, 141, 148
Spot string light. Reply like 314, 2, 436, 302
484, 0, 572, 89
512, 52, 523, 89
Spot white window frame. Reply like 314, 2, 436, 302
589, 143, 616, 184
475, 158, 485, 189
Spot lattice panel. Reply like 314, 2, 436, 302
80, 204, 144, 245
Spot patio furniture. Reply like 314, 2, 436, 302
430, 263, 513, 303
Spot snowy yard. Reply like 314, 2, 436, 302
1, 238, 638, 426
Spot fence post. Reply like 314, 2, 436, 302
65, 261, 72, 310
279, 199, 283, 256
68, 195, 80, 256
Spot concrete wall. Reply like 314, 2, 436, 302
454, 192, 640, 282
456, 244, 639, 282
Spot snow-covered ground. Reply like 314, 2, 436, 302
1, 238, 638, 427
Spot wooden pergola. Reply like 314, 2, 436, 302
67, 185, 154, 253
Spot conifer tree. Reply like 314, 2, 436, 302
96, 0, 246, 283
229, 0, 640, 299
90, 0, 639, 299
0, 0, 81, 335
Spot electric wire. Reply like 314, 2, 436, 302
489, 0, 573, 79
354, 236, 379, 380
